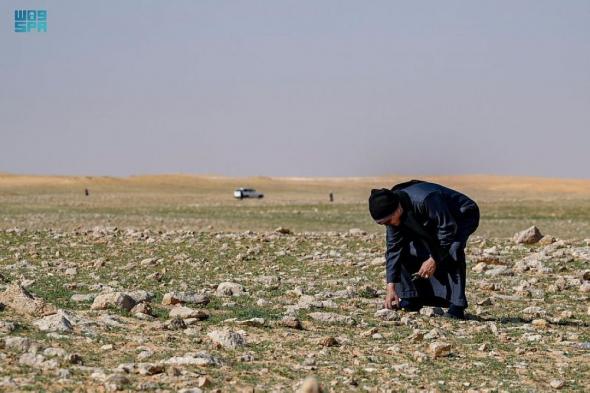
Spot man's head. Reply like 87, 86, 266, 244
369, 188, 403, 226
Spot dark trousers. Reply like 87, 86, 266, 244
395, 206, 480, 308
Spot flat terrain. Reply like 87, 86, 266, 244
0, 174, 589, 392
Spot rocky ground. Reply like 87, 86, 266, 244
0, 225, 589, 392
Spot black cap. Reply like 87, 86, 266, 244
368, 188, 400, 221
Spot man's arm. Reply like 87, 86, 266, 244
423, 191, 457, 262
385, 225, 405, 284
385, 225, 405, 309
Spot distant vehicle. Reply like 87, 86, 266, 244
234, 188, 264, 199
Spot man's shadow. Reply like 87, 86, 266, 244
466, 314, 590, 328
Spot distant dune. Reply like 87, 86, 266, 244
1, 173, 590, 198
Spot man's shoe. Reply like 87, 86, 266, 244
444, 305, 466, 320
399, 299, 422, 312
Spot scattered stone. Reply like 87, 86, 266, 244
280, 315, 303, 329
420, 307, 444, 317
538, 235, 556, 245
319, 336, 339, 347
0, 321, 17, 334
65, 268, 77, 276
374, 308, 400, 321
235, 317, 265, 327
136, 363, 165, 376
477, 297, 493, 306
308, 312, 355, 325
71, 293, 96, 303
140, 258, 157, 266
424, 328, 444, 340
161, 292, 210, 306
531, 319, 548, 328
215, 282, 245, 297
275, 227, 292, 235
33, 310, 74, 333
412, 351, 428, 362
164, 352, 221, 366
169, 306, 210, 320
131, 302, 153, 316
0, 284, 56, 316
513, 226, 543, 244
485, 265, 512, 276
256, 275, 281, 289
104, 374, 129, 392
207, 329, 246, 349
165, 317, 187, 330
4, 336, 35, 352
127, 290, 155, 303
429, 342, 451, 358
408, 330, 424, 342
550, 379, 565, 389
91, 292, 136, 311
298, 376, 323, 393
197, 375, 213, 388
522, 306, 546, 317
178, 389, 203, 393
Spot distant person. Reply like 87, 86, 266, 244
329, 192, 334, 202
368, 180, 479, 319
85, 188, 89, 196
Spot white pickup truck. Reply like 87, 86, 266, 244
233, 188, 264, 199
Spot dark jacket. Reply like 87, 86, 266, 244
385, 180, 478, 283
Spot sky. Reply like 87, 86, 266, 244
1, 1, 589, 178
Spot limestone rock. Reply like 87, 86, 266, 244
0, 284, 56, 317
298, 376, 323, 393
169, 306, 209, 320
126, 290, 154, 303
207, 329, 246, 349
33, 310, 74, 333
161, 292, 210, 306
374, 308, 400, 321
429, 342, 451, 358
215, 282, 245, 297
164, 352, 221, 366
70, 293, 96, 303
280, 315, 303, 329
308, 312, 355, 325
420, 307, 444, 317
513, 226, 543, 244
91, 292, 136, 311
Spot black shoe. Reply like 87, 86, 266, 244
444, 305, 466, 320
399, 299, 422, 312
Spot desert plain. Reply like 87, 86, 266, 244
0, 173, 589, 392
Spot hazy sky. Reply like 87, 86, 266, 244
1, 1, 589, 178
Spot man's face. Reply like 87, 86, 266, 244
377, 205, 403, 227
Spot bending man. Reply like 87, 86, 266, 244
369, 180, 479, 319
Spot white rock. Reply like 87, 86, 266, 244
164, 351, 221, 366
169, 306, 209, 320
207, 329, 246, 349
513, 226, 543, 244
215, 282, 244, 297
374, 308, 399, 321
33, 310, 74, 332
162, 292, 210, 305
420, 307, 444, 317
91, 292, 136, 311
429, 342, 451, 358
308, 312, 355, 325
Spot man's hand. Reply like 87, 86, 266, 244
384, 283, 399, 310
418, 256, 437, 278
